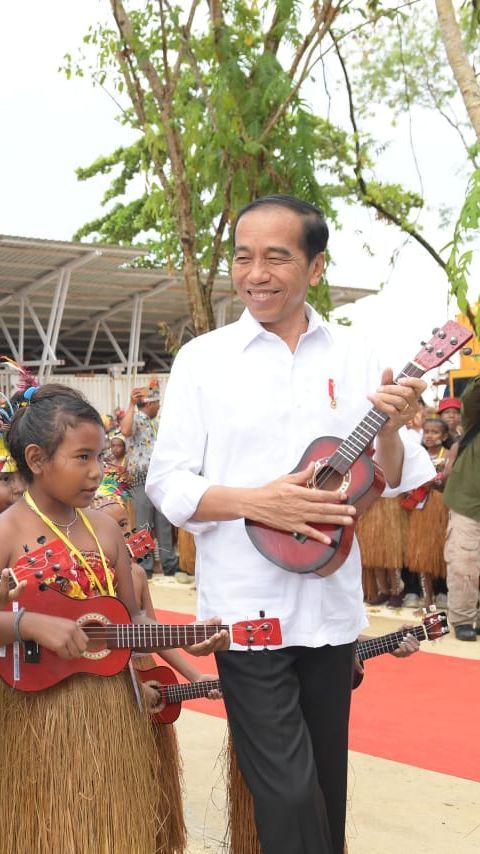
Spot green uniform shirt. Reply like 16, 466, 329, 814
443, 375, 480, 521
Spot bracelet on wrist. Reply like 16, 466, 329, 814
13, 607, 27, 643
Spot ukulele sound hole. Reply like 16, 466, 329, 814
77, 613, 112, 660
308, 461, 351, 494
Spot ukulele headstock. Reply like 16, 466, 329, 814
413, 322, 473, 372
12, 538, 74, 591
422, 610, 449, 641
124, 527, 156, 561
231, 617, 282, 647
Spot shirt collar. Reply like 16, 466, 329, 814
235, 305, 332, 351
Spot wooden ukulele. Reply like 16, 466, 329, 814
353, 610, 449, 689
245, 321, 473, 576
0, 539, 282, 692
137, 664, 222, 724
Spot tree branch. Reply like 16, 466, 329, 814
332, 32, 448, 272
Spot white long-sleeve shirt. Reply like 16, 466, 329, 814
146, 307, 434, 648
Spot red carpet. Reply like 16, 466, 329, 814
349, 648, 480, 782
155, 608, 480, 781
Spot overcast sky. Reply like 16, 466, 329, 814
1, 1, 477, 392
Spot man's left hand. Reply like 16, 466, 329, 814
368, 369, 426, 433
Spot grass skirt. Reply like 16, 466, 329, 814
133, 654, 187, 854
177, 528, 196, 576
405, 489, 448, 577
225, 732, 349, 854
357, 498, 407, 600
356, 497, 407, 570
224, 728, 261, 854
0, 671, 162, 854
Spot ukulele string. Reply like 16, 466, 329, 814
310, 363, 426, 492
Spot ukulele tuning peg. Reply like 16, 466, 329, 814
34, 571, 43, 579
259, 610, 265, 618
432, 327, 439, 334
437, 330, 446, 339
435, 350, 444, 358
420, 341, 426, 346
52, 563, 60, 571
23, 544, 30, 553
449, 337, 458, 345
462, 347, 473, 356
38, 582, 48, 591
37, 536, 46, 545
132, 527, 137, 533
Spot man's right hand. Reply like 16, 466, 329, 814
20, 612, 89, 660
248, 462, 356, 545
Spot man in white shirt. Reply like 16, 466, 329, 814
146, 195, 433, 854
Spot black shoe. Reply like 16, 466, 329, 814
454, 624, 477, 642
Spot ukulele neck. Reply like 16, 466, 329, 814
321, 362, 424, 479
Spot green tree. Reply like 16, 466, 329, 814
66, 0, 436, 336
347, 0, 480, 329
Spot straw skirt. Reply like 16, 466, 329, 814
0, 672, 162, 854
405, 489, 448, 577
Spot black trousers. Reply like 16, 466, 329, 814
216, 643, 355, 854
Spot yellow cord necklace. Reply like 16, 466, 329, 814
23, 490, 116, 597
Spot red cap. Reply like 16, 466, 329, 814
438, 398, 461, 413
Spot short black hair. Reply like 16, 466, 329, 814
7, 383, 103, 483
232, 194, 329, 261
424, 417, 449, 434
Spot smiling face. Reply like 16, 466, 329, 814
232, 206, 325, 344
26, 421, 107, 509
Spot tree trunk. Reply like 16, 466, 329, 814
111, 0, 215, 335
435, 0, 480, 141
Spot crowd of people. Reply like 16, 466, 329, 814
0, 194, 478, 854
359, 393, 480, 643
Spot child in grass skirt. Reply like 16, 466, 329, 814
403, 418, 450, 608
93, 474, 220, 853
0, 383, 226, 853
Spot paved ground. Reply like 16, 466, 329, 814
149, 575, 480, 854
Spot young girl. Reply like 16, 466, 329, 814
93, 478, 221, 853
0, 384, 226, 853
404, 417, 450, 608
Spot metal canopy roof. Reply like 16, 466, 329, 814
0, 234, 375, 380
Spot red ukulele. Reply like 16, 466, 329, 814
353, 610, 449, 689
0, 539, 282, 692
124, 528, 156, 561
138, 611, 449, 722
137, 665, 222, 724
245, 321, 473, 576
